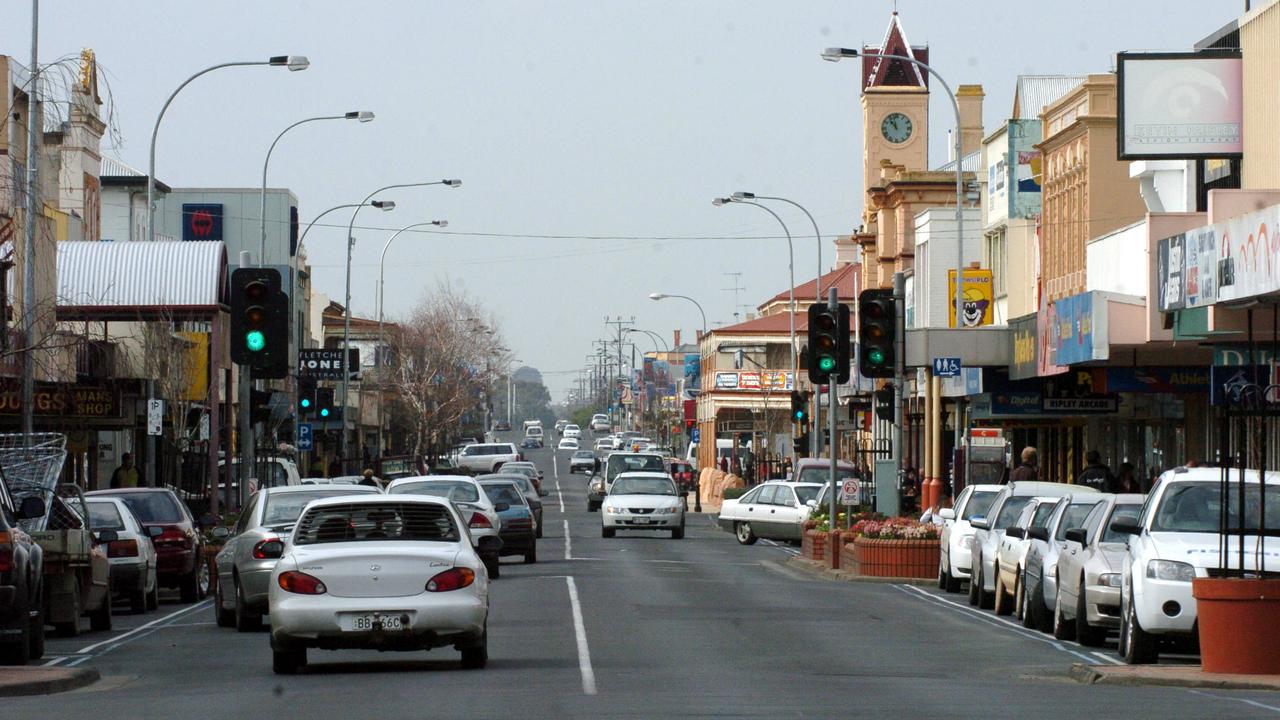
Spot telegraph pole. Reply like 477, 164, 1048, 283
21, 0, 38, 445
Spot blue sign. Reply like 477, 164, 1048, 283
297, 422, 313, 451
933, 357, 961, 377
181, 203, 223, 241
1210, 365, 1271, 407
691, 428, 701, 443
990, 390, 1045, 415
1055, 292, 1103, 366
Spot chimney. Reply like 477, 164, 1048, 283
673, 329, 681, 348
957, 84, 985, 159
834, 234, 859, 268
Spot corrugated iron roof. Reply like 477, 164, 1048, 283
100, 156, 145, 178
1013, 75, 1087, 120
57, 241, 226, 316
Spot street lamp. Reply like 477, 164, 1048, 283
376, 220, 449, 357
260, 111, 374, 266
732, 192, 825, 303
648, 293, 707, 337
341, 180, 461, 469
627, 327, 669, 353
145, 55, 308, 245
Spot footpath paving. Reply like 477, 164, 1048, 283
0, 666, 100, 697
1071, 663, 1280, 691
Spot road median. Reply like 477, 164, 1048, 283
0, 666, 100, 697
787, 555, 935, 587
1070, 663, 1280, 691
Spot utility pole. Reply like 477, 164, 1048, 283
21, 0, 38, 445
722, 272, 745, 323
603, 317, 635, 429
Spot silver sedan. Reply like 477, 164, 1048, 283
213, 484, 380, 632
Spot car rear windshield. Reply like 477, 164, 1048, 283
262, 489, 372, 527
574, 451, 594, 458
114, 491, 184, 524
1152, 481, 1280, 533
796, 468, 857, 485
1102, 503, 1144, 543
87, 501, 126, 531
293, 502, 459, 544
482, 484, 526, 507
607, 454, 665, 480
388, 480, 480, 503
611, 477, 676, 496
963, 490, 999, 521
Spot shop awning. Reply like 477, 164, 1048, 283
56, 241, 228, 320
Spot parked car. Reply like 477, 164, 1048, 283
601, 472, 685, 539
31, 486, 113, 637
493, 420, 511, 432
500, 461, 545, 495
668, 460, 696, 496
455, 443, 521, 474
87, 496, 159, 614
558, 438, 579, 451
937, 484, 1001, 593
1113, 467, 1280, 664
1053, 493, 1146, 646
0, 476, 46, 664
570, 450, 597, 474
991, 496, 1061, 616
717, 482, 823, 544
478, 480, 537, 564
476, 472, 545, 538
88, 487, 209, 602
213, 484, 381, 631
385, 476, 504, 578
1021, 494, 1106, 632
268, 495, 493, 674
967, 481, 1097, 610
300, 477, 362, 486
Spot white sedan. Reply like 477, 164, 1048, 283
268, 495, 493, 674
601, 472, 685, 539
558, 438, 580, 451
386, 476, 505, 578
937, 484, 1001, 593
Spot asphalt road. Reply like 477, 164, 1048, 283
17, 435, 1280, 718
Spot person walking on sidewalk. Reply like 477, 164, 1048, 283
1010, 447, 1038, 483
1075, 450, 1115, 492
110, 452, 139, 489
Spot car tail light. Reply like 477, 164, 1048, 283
108, 539, 139, 558
426, 567, 475, 592
0, 532, 12, 572
278, 571, 327, 594
469, 512, 493, 529
252, 537, 283, 559
156, 527, 192, 549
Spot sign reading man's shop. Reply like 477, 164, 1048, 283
0, 385, 122, 417
298, 349, 360, 380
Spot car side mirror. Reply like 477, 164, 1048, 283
1026, 527, 1050, 542
146, 525, 165, 538
16, 496, 45, 520
95, 529, 119, 544
970, 517, 989, 530
806, 499, 817, 508
1005, 526, 1025, 539
477, 536, 503, 553
938, 508, 956, 521
1064, 528, 1087, 545
256, 539, 285, 559
1110, 520, 1141, 536
494, 503, 510, 513
211, 526, 231, 541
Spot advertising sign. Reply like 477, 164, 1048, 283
1157, 226, 1218, 312
947, 269, 995, 328
1054, 292, 1108, 365
1156, 203, 1280, 309
1101, 367, 1209, 393
712, 371, 793, 392
683, 353, 700, 391
990, 391, 1044, 415
1214, 344, 1279, 367
714, 372, 739, 390
1009, 314, 1038, 380
1037, 293, 1067, 377
298, 349, 360, 380
181, 203, 224, 241
1117, 51, 1244, 160
0, 385, 122, 418
1210, 365, 1274, 406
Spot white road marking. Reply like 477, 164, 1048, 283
41, 656, 67, 667
762, 538, 800, 556
1091, 650, 1125, 666
556, 480, 565, 513
1186, 689, 1280, 714
564, 576, 597, 696
564, 519, 572, 560
553, 455, 559, 478
74, 598, 211, 655
66, 655, 93, 667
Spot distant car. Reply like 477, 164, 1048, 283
594, 438, 613, 452
667, 460, 695, 494
86, 497, 159, 615
478, 480, 537, 564
937, 484, 1001, 593
1021, 494, 1104, 632
385, 476, 504, 578
590, 414, 611, 433
524, 426, 545, 448
1054, 493, 1145, 646
601, 472, 685, 539
268, 495, 492, 674
716, 482, 823, 544
520, 437, 540, 450
456, 443, 521, 474
477, 472, 545, 539
564, 425, 581, 439
500, 462, 545, 494
558, 438, 579, 451
569, 450, 597, 474
493, 420, 511, 431
212, 484, 381, 632
88, 487, 209, 602
554, 420, 568, 435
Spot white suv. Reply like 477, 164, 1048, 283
1116, 467, 1280, 664
456, 443, 521, 474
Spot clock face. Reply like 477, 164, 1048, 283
881, 112, 913, 144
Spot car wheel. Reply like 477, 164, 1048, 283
1076, 582, 1106, 647
28, 603, 44, 661
976, 565, 994, 610
460, 625, 488, 670
943, 556, 962, 593
0, 614, 30, 665
967, 564, 981, 606
272, 644, 306, 675
53, 582, 80, 637
213, 578, 235, 628
601, 526, 615, 539
672, 524, 685, 540
536, 512, 544, 539
1030, 575, 1052, 633
1020, 573, 1037, 629
146, 568, 159, 610
993, 571, 1011, 616
1052, 583, 1076, 641
129, 578, 147, 615
938, 560, 949, 590
734, 522, 757, 546
1014, 573, 1026, 622
89, 587, 112, 632
1121, 590, 1158, 664
234, 579, 263, 632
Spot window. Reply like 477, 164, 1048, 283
389, 480, 480, 503
773, 487, 796, 507
794, 486, 820, 505
1055, 501, 1099, 541
1151, 482, 1280, 534
294, 502, 460, 544
1102, 504, 1143, 543
739, 487, 762, 505
1031, 501, 1058, 529
87, 501, 125, 532
261, 489, 369, 528
611, 477, 676, 496
236, 494, 260, 534
1078, 502, 1107, 544
115, 491, 184, 524
482, 484, 526, 507
994, 497, 1032, 530
757, 485, 779, 505
963, 490, 999, 521
984, 228, 1007, 299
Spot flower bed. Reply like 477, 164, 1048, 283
844, 517, 941, 579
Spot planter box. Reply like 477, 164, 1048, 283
847, 537, 940, 579
802, 530, 829, 563
1193, 577, 1280, 674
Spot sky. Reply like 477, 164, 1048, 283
2, 0, 1241, 399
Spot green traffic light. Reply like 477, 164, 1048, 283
320, 408, 330, 418
867, 348, 885, 364
818, 356, 836, 372
794, 410, 805, 420
246, 330, 266, 352
300, 398, 311, 409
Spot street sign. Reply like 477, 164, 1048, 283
691, 428, 700, 443
199, 414, 210, 442
841, 478, 860, 505
147, 399, 164, 436
933, 357, 962, 377
297, 422, 313, 451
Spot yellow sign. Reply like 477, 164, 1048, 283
947, 269, 994, 328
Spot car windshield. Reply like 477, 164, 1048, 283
113, 491, 184, 524
574, 451, 594, 458
482, 484, 526, 506
1152, 481, 1280, 533
293, 502, 459, 544
1056, 501, 1101, 540
388, 480, 480, 503
1102, 503, 1144, 542
797, 468, 857, 485
611, 477, 676, 496
87, 501, 126, 531
794, 486, 821, 504
262, 489, 371, 527
994, 497, 1032, 529
963, 490, 999, 521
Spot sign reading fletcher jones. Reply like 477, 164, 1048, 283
298, 349, 360, 379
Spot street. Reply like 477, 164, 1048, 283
11, 439, 1280, 718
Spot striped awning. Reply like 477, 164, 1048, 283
57, 240, 227, 319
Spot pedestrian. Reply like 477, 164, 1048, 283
110, 452, 139, 489
1116, 462, 1140, 493
1010, 446, 1038, 483
309, 456, 324, 477
327, 459, 342, 478
359, 469, 379, 488
1075, 450, 1115, 492
719, 455, 729, 474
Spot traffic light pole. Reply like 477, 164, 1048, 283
827, 287, 839, 540
892, 272, 905, 478
238, 250, 255, 510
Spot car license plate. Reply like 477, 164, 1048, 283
633, 517, 651, 525
348, 614, 403, 632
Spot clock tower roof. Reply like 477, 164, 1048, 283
862, 12, 928, 92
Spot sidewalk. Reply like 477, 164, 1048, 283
1070, 663, 1280, 691
0, 666, 100, 697
787, 556, 936, 587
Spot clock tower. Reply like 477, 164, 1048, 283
860, 12, 929, 204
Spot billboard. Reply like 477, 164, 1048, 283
947, 268, 994, 328
1156, 202, 1280, 310
1117, 51, 1243, 160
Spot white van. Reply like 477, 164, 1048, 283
522, 419, 542, 432
524, 425, 545, 447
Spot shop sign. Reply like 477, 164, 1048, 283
1008, 314, 1038, 380
1213, 344, 1279, 367
713, 371, 793, 392
714, 372, 739, 390
1055, 292, 1108, 365
1037, 293, 1067, 377
1156, 202, 1280, 309
1102, 367, 1209, 393
0, 385, 121, 418
990, 391, 1044, 415
947, 269, 995, 328
1042, 396, 1118, 413
738, 372, 761, 390
1210, 365, 1277, 406
181, 203, 223, 241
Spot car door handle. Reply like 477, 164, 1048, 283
770, 509, 776, 514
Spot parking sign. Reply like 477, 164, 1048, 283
297, 422, 313, 451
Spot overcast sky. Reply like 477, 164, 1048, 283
3, 1, 1240, 399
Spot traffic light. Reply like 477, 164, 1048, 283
790, 391, 808, 425
297, 376, 316, 418
859, 289, 896, 379
315, 387, 336, 421
874, 387, 895, 422
230, 268, 289, 378
807, 303, 851, 384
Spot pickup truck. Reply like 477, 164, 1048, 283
33, 485, 113, 637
